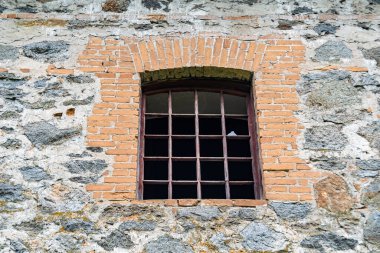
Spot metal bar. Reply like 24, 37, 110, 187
195, 90, 201, 199
171, 157, 197, 161
145, 156, 240, 160
168, 91, 173, 199
145, 113, 169, 116
138, 93, 146, 199
226, 135, 251, 139
171, 135, 196, 139
227, 157, 252, 161
198, 157, 225, 162
143, 180, 254, 185
144, 134, 169, 138
171, 181, 198, 185
143, 157, 170, 160
229, 181, 255, 185
143, 180, 169, 184
221, 91, 231, 199
197, 114, 222, 117
199, 181, 229, 185
247, 92, 263, 199
198, 135, 224, 139
222, 114, 248, 117
171, 113, 196, 116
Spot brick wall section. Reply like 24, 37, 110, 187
79, 35, 324, 203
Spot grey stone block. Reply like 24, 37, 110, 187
19, 166, 51, 181
0, 45, 19, 60
64, 159, 107, 174
313, 23, 338, 35
242, 222, 286, 251
364, 211, 380, 246
315, 41, 352, 62
1, 138, 22, 149
144, 235, 193, 253
24, 121, 81, 147
304, 125, 348, 151
98, 229, 134, 250
63, 95, 94, 106
356, 159, 380, 171
362, 47, 380, 66
301, 233, 358, 251
22, 40, 69, 63
118, 220, 156, 231
270, 202, 312, 220
0, 183, 24, 201
176, 206, 221, 221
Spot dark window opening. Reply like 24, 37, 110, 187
227, 139, 251, 157
172, 91, 194, 114
139, 82, 262, 200
172, 116, 195, 135
228, 160, 253, 181
201, 161, 225, 181
202, 184, 226, 199
230, 184, 255, 199
198, 91, 220, 114
145, 138, 168, 156
173, 138, 196, 157
144, 160, 168, 180
224, 93, 247, 114
146, 93, 168, 113
173, 184, 197, 199
143, 183, 168, 199
200, 138, 223, 157
199, 117, 222, 135
146, 116, 168, 135
225, 117, 248, 135
173, 160, 197, 180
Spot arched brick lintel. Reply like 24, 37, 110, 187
79, 35, 323, 204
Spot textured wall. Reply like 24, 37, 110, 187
0, 0, 379, 252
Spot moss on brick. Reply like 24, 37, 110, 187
17, 19, 67, 27
141, 67, 252, 85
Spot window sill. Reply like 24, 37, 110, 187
100, 199, 267, 207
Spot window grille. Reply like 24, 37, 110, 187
138, 80, 262, 200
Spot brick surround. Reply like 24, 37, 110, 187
79, 35, 323, 204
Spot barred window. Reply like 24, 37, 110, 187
138, 79, 262, 200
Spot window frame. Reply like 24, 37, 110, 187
138, 79, 263, 200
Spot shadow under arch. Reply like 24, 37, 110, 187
140, 67, 254, 92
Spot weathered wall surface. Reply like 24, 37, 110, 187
0, 0, 379, 252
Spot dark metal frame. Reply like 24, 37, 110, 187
137, 79, 263, 200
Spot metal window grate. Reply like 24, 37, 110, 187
138, 85, 262, 200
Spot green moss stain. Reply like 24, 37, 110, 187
141, 67, 252, 85
17, 19, 68, 27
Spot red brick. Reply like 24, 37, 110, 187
233, 199, 267, 206
201, 199, 233, 206
86, 184, 114, 191
266, 193, 298, 201
104, 177, 136, 183
178, 199, 199, 206
103, 192, 135, 200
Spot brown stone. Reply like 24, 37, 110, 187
314, 174, 353, 213
178, 199, 199, 206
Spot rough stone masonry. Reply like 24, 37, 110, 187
0, 0, 379, 252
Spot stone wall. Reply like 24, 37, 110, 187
0, 0, 379, 252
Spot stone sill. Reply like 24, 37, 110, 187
97, 199, 267, 207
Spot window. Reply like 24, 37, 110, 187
138, 79, 262, 200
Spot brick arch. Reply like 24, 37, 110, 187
79, 35, 322, 204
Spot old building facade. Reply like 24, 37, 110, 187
0, 0, 379, 252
